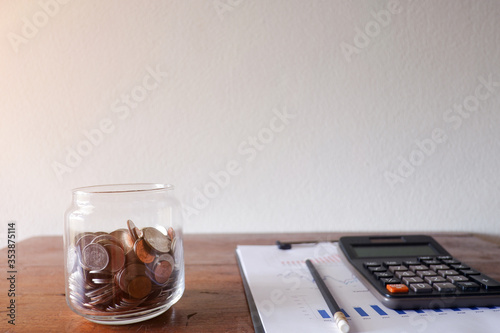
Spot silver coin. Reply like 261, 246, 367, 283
81, 243, 109, 271
143, 227, 171, 253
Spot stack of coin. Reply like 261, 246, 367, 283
67, 220, 181, 315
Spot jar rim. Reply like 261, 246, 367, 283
73, 183, 174, 194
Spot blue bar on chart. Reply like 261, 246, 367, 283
487, 306, 497, 309
341, 309, 350, 318
415, 309, 425, 314
318, 310, 330, 319
354, 307, 369, 317
370, 305, 388, 316
451, 308, 461, 312
470, 307, 479, 310
394, 309, 406, 315
433, 309, 443, 313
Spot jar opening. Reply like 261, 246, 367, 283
73, 183, 173, 195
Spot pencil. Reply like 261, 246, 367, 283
305, 259, 350, 333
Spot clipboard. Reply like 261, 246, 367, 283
236, 251, 266, 333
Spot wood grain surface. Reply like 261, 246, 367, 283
1, 232, 500, 332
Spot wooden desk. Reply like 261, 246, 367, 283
1, 233, 500, 332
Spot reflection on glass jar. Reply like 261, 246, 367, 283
63, 183, 184, 325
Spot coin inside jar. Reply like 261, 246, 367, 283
127, 220, 142, 241
110, 229, 135, 254
127, 276, 152, 299
117, 263, 147, 294
81, 243, 109, 271
68, 221, 181, 317
134, 239, 155, 264
76, 233, 95, 255
153, 260, 173, 284
92, 234, 123, 249
143, 227, 171, 253
167, 227, 175, 240
104, 243, 125, 272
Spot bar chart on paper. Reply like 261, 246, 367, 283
236, 243, 500, 333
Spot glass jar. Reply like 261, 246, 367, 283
63, 183, 184, 325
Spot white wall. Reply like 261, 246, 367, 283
1, 0, 499, 242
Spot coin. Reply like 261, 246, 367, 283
143, 227, 171, 253
124, 248, 142, 265
127, 220, 141, 241
92, 234, 122, 249
127, 276, 152, 299
134, 239, 155, 264
167, 227, 175, 240
81, 243, 109, 271
154, 260, 173, 284
104, 243, 125, 272
117, 263, 147, 293
110, 229, 134, 254
171, 237, 177, 254
76, 233, 95, 254
68, 222, 181, 316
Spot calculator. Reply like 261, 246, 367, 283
338, 235, 500, 309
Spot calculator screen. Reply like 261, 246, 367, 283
352, 244, 438, 258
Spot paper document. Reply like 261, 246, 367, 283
236, 242, 500, 333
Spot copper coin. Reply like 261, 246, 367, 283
154, 260, 173, 284
143, 227, 171, 253
110, 229, 134, 253
92, 234, 122, 249
155, 253, 174, 266
104, 243, 125, 272
127, 276, 152, 299
134, 239, 155, 264
81, 243, 109, 271
124, 248, 142, 265
167, 227, 175, 240
117, 264, 147, 293
127, 220, 140, 241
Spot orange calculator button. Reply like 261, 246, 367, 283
386, 284, 409, 293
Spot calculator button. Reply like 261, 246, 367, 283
425, 276, 447, 285
437, 256, 453, 260
402, 276, 424, 285
395, 271, 416, 279
468, 274, 500, 290
383, 261, 401, 267
456, 281, 480, 292
409, 265, 428, 272
460, 269, 480, 276
374, 272, 393, 279
363, 261, 382, 268
418, 256, 435, 261
403, 260, 420, 266
381, 278, 401, 285
451, 264, 469, 270
442, 259, 461, 265
386, 284, 409, 293
437, 269, 459, 278
410, 283, 433, 293
422, 260, 441, 265
389, 266, 408, 273
368, 266, 387, 273
447, 275, 469, 284
429, 264, 449, 271
433, 282, 457, 293
417, 270, 437, 278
